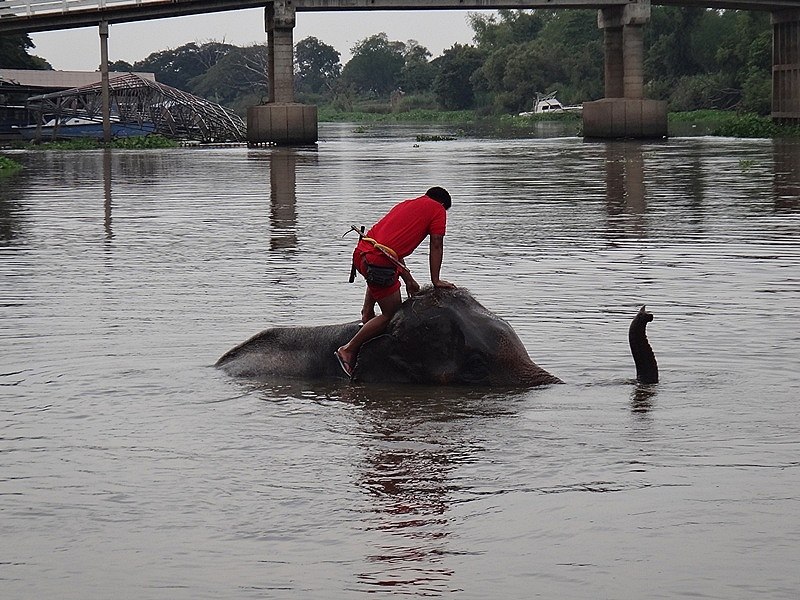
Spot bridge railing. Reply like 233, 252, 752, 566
0, 0, 151, 19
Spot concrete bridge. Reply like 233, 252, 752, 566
2, 0, 800, 143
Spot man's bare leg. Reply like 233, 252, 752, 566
361, 289, 376, 324
336, 289, 402, 374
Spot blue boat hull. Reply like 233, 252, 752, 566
15, 121, 157, 141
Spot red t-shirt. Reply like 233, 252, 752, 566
357, 195, 447, 262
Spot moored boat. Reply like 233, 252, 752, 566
519, 91, 583, 117
13, 116, 156, 141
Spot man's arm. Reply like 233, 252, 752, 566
429, 235, 455, 288
398, 257, 421, 296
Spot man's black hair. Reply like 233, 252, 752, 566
425, 186, 452, 210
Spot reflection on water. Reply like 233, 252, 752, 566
347, 387, 519, 594
604, 141, 647, 238
605, 141, 646, 213
2, 127, 799, 599
269, 148, 299, 250
773, 138, 800, 211
630, 383, 657, 414
357, 406, 457, 592
0, 174, 25, 243
103, 149, 113, 241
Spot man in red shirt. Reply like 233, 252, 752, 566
335, 187, 456, 377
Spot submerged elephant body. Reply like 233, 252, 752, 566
216, 287, 562, 387
215, 321, 362, 381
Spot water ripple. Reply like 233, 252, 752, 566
1, 128, 799, 599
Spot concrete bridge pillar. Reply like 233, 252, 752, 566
584, 0, 667, 139
623, 23, 645, 99
247, 0, 317, 145
266, 0, 295, 104
772, 9, 800, 123
603, 24, 624, 99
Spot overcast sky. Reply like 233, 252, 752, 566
29, 9, 494, 72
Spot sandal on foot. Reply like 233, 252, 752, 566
334, 350, 354, 377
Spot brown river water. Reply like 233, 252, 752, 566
1, 123, 799, 598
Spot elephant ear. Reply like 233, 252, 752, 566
352, 334, 414, 383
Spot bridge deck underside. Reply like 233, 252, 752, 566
3, 0, 800, 34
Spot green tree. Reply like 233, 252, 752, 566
469, 10, 600, 111
528, 10, 601, 103
645, 7, 707, 82
188, 44, 269, 112
473, 41, 561, 112
685, 8, 737, 73
432, 43, 484, 110
133, 41, 235, 89
643, 8, 771, 113
715, 10, 770, 79
294, 36, 341, 94
108, 60, 134, 72
341, 33, 405, 96
0, 34, 51, 69
735, 23, 772, 114
399, 40, 435, 93
470, 10, 546, 51
465, 6, 772, 114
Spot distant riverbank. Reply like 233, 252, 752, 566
320, 108, 800, 139
2, 110, 798, 155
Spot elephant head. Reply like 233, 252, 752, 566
352, 287, 562, 387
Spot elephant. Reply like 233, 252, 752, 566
216, 287, 657, 387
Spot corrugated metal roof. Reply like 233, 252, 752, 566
0, 69, 157, 89
23, 72, 246, 143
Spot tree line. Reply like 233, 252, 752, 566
1, 7, 772, 116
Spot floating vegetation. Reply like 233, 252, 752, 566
39, 139, 97, 150
21, 135, 180, 150
0, 155, 23, 173
415, 134, 457, 142
108, 135, 178, 149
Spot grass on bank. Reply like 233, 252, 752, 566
669, 110, 800, 137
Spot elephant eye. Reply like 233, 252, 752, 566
462, 353, 490, 382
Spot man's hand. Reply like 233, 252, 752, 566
405, 277, 421, 296
428, 235, 454, 290
432, 278, 456, 289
